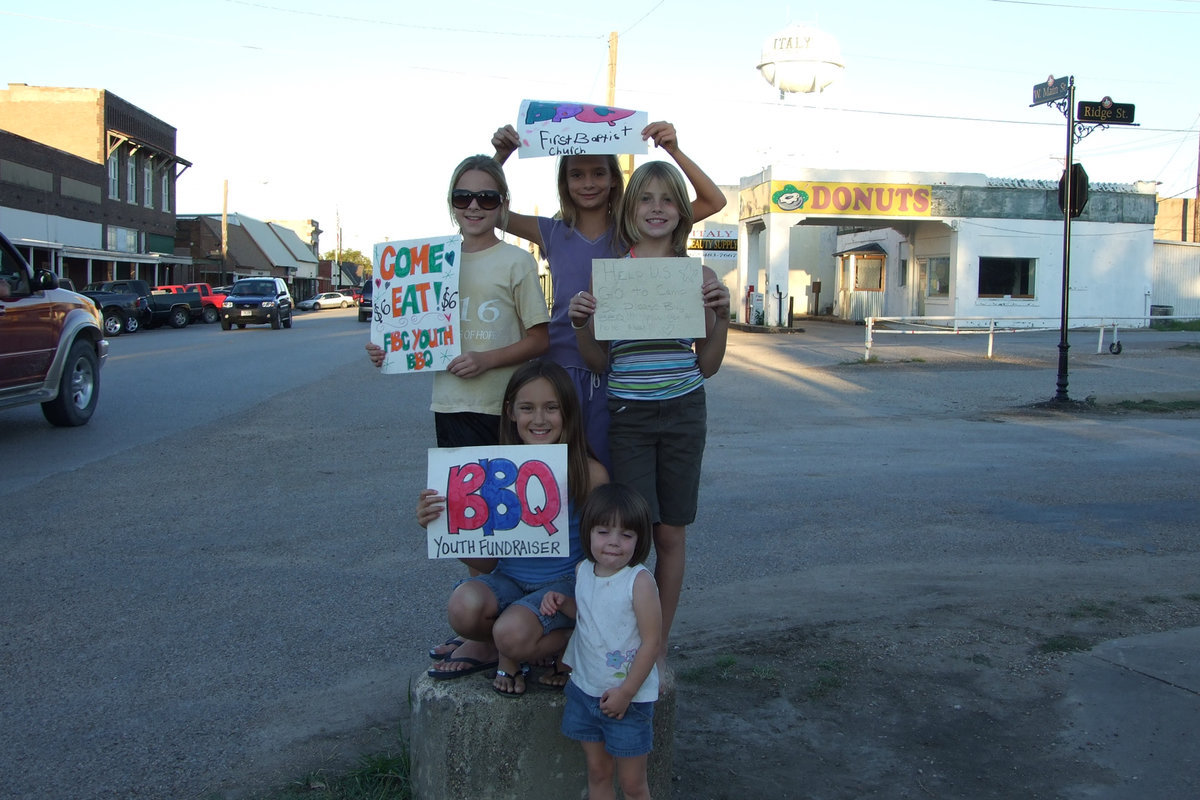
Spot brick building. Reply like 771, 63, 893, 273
0, 83, 192, 287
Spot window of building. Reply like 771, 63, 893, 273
107, 154, 119, 199
126, 156, 137, 205
853, 257, 884, 291
161, 173, 171, 212
898, 257, 908, 287
978, 257, 1035, 298
923, 256, 950, 297
143, 162, 154, 208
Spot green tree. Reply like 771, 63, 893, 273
323, 247, 372, 280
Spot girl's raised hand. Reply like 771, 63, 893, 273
702, 277, 731, 320
568, 290, 597, 330
365, 341, 385, 368
492, 124, 520, 164
642, 121, 679, 155
416, 489, 445, 529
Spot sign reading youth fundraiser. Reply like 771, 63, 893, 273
516, 99, 648, 158
370, 235, 461, 374
426, 444, 569, 560
591, 257, 705, 341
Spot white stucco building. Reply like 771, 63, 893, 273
735, 167, 1158, 327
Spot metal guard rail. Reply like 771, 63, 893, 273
863, 315, 1194, 360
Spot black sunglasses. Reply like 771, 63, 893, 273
451, 190, 504, 210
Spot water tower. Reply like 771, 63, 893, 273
758, 23, 844, 97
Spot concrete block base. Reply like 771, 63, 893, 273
410, 668, 675, 800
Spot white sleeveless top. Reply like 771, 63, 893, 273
564, 562, 659, 703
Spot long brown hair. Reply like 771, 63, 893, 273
556, 154, 624, 230
499, 359, 593, 509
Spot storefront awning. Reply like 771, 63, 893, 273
833, 243, 886, 256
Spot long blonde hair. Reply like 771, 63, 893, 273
616, 160, 693, 256
447, 154, 510, 231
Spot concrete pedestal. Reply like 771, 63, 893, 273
410, 669, 675, 800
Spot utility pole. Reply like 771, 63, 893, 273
607, 32, 634, 184
221, 179, 229, 284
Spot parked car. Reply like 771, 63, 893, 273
0, 230, 109, 426
358, 281, 374, 323
339, 286, 362, 303
220, 277, 293, 330
298, 291, 354, 311
80, 280, 149, 336
158, 282, 226, 324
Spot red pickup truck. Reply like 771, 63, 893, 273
158, 283, 227, 324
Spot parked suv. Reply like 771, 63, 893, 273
358, 280, 373, 323
0, 231, 109, 426
220, 277, 293, 330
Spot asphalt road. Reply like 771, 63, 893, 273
2, 314, 1199, 798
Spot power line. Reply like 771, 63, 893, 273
989, 0, 1200, 12
222, 0, 602, 38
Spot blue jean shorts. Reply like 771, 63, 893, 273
561, 679, 655, 757
460, 570, 576, 635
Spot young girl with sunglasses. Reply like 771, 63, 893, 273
491, 122, 726, 472
366, 155, 551, 668
565, 160, 731, 663
416, 359, 609, 696
540, 482, 660, 800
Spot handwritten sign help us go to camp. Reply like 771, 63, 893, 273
591, 257, 706, 341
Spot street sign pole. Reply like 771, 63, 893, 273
1032, 75, 1135, 404
1055, 77, 1076, 402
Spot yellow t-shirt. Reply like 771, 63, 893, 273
430, 240, 549, 415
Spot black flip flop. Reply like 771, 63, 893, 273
428, 636, 465, 661
492, 663, 530, 698
427, 655, 499, 680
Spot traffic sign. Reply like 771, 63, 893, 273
1077, 97, 1135, 125
1031, 75, 1069, 106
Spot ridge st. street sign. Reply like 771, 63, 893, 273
1077, 96, 1135, 125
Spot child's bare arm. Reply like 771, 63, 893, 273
695, 266, 730, 378
599, 571, 661, 719
490, 125, 545, 247
568, 290, 610, 373
642, 121, 727, 222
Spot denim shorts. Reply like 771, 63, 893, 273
561, 679, 655, 757
460, 570, 576, 635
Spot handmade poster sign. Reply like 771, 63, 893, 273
591, 257, 706, 340
370, 234, 461, 374
516, 99, 649, 159
425, 444, 569, 560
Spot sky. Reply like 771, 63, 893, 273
3, 0, 1198, 256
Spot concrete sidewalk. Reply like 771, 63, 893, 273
1060, 626, 1200, 799
722, 320, 1200, 799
